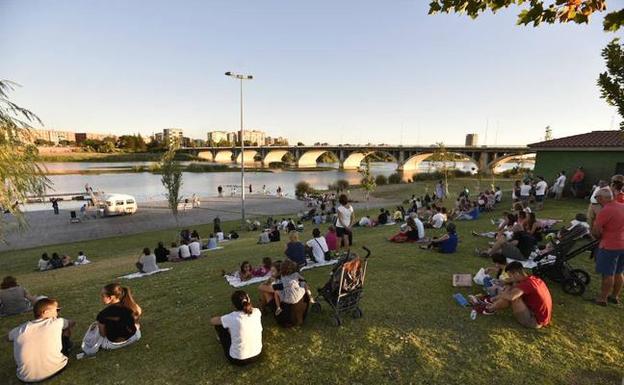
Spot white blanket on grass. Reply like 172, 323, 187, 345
224, 259, 339, 288
118, 268, 172, 279
201, 247, 224, 253
506, 258, 537, 269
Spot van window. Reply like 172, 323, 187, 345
126, 200, 135, 204
116, 200, 124, 205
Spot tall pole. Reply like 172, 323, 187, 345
240, 78, 245, 228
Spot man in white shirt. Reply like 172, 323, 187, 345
335, 194, 354, 250
427, 208, 445, 229
519, 180, 532, 204
534, 176, 548, 210
189, 240, 201, 258
358, 216, 372, 227
413, 217, 426, 240
306, 228, 329, 263
494, 187, 502, 203
554, 171, 566, 200
178, 241, 191, 259
8, 298, 75, 383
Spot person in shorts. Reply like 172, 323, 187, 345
485, 262, 552, 328
591, 187, 624, 306
335, 194, 354, 250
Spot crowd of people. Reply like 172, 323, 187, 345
4, 173, 624, 382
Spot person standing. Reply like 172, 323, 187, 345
217, 185, 223, 197
8, 298, 76, 382
570, 167, 585, 198
51, 199, 59, 215
534, 176, 548, 210
554, 171, 566, 200
335, 193, 354, 250
591, 187, 624, 306
249, 184, 253, 194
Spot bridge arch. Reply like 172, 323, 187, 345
489, 153, 535, 173
235, 150, 259, 164
297, 150, 338, 168
400, 152, 478, 172
214, 150, 233, 163
263, 150, 290, 165
197, 151, 214, 161
342, 151, 398, 170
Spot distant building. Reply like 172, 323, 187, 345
154, 132, 164, 143
227, 132, 237, 145
207, 130, 230, 145
163, 128, 184, 147
465, 134, 478, 146
529, 130, 624, 187
75, 132, 111, 145
31, 129, 76, 145
240, 130, 265, 146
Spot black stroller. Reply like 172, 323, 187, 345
311, 247, 370, 326
531, 225, 597, 296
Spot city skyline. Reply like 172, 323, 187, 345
1, 1, 621, 146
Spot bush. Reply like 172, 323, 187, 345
375, 174, 387, 185
295, 181, 314, 198
388, 173, 402, 184
335, 179, 350, 191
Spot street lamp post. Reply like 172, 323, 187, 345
225, 71, 253, 229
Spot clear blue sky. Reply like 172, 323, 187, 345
1, 0, 620, 145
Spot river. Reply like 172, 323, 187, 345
27, 160, 532, 211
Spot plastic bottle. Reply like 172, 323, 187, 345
470, 309, 477, 320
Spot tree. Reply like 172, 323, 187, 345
160, 140, 183, 222
0, 80, 50, 241
358, 158, 377, 209
428, 143, 454, 196
598, 38, 624, 130
428, 1, 622, 32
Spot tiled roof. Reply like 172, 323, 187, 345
528, 130, 624, 148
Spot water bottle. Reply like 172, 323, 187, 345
470, 309, 477, 320
483, 276, 492, 288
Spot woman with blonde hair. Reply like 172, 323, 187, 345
284, 230, 306, 268
81, 283, 142, 355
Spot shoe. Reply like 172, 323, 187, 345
481, 308, 495, 315
607, 296, 620, 305
275, 307, 283, 316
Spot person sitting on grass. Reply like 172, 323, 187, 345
268, 226, 281, 242
168, 242, 179, 261
136, 247, 159, 274
377, 208, 389, 225
455, 201, 480, 221
178, 240, 191, 260
38, 252, 50, 271
49, 253, 63, 269
81, 283, 142, 355
0, 276, 40, 317
189, 238, 201, 258
154, 242, 169, 263
284, 231, 306, 268
253, 257, 273, 277
258, 261, 282, 309
389, 217, 424, 243
477, 223, 536, 261
393, 206, 404, 223
61, 254, 73, 267
420, 222, 458, 253
425, 207, 446, 229
8, 298, 76, 383
482, 254, 510, 297
270, 260, 312, 324
238, 261, 254, 282
210, 290, 262, 366
306, 228, 329, 263
484, 261, 552, 329
206, 234, 218, 249
325, 226, 338, 252
257, 229, 271, 244
357, 215, 374, 227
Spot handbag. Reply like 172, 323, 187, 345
314, 238, 331, 261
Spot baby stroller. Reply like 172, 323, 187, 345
311, 247, 370, 326
532, 226, 597, 296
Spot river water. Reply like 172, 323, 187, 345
28, 160, 532, 211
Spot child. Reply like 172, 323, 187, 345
37, 253, 50, 271
253, 257, 272, 277
272, 260, 312, 316
483, 254, 509, 298
239, 261, 253, 282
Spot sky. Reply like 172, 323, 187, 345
0, 0, 620, 146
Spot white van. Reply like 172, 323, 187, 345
101, 193, 138, 216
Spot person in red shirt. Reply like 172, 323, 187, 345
485, 261, 552, 328
592, 187, 624, 306
570, 167, 585, 198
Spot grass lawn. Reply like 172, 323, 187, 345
1, 183, 622, 385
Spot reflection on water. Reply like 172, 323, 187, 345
26, 160, 532, 211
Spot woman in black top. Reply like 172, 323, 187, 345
154, 241, 169, 263
81, 283, 143, 355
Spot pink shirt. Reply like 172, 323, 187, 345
325, 231, 338, 251
594, 201, 624, 250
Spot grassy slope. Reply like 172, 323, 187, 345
0, 182, 622, 385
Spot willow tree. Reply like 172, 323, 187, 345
0, 80, 50, 241
160, 140, 183, 223
358, 158, 376, 209
429, 143, 454, 196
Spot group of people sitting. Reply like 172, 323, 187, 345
37, 251, 90, 271
6, 283, 142, 382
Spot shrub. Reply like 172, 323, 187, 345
335, 179, 350, 191
295, 181, 314, 198
375, 174, 387, 185
388, 173, 402, 184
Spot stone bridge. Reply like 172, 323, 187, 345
181, 145, 532, 174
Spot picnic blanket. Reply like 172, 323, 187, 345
118, 268, 172, 280
506, 258, 537, 269
224, 259, 339, 288
201, 246, 224, 253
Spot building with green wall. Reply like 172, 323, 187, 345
528, 130, 624, 188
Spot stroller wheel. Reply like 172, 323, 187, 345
332, 315, 342, 327
351, 307, 363, 319
562, 278, 585, 296
311, 302, 321, 314
570, 269, 590, 286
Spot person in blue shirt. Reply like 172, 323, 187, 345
420, 222, 458, 254
284, 231, 306, 267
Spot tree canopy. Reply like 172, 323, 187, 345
428, 0, 622, 32
597, 38, 624, 130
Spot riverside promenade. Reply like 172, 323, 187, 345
1, 196, 307, 251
